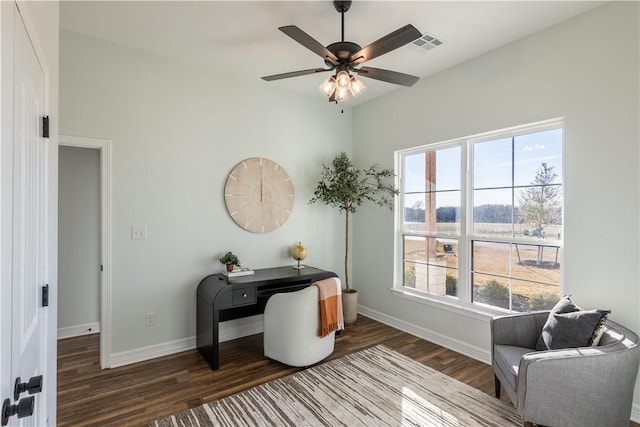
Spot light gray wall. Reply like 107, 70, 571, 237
353, 1, 639, 411
59, 29, 351, 355
58, 146, 100, 335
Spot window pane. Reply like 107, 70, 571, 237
516, 185, 562, 240
419, 264, 448, 296
514, 128, 563, 187
511, 244, 560, 285
436, 191, 460, 235
404, 236, 428, 263
472, 241, 510, 276
403, 261, 417, 288
516, 280, 560, 312
404, 237, 455, 265
474, 137, 512, 188
404, 192, 461, 234
404, 153, 426, 193
473, 188, 513, 236
403, 193, 428, 232
435, 146, 461, 191
403, 237, 458, 297
444, 269, 458, 297
404, 147, 462, 234
472, 273, 510, 310
435, 239, 459, 269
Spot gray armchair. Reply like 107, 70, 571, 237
491, 312, 639, 427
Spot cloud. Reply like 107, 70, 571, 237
523, 143, 545, 152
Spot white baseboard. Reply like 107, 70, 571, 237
109, 316, 265, 368
110, 336, 196, 368
108, 305, 491, 370
358, 305, 491, 364
57, 322, 100, 339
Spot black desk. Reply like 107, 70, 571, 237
196, 265, 337, 370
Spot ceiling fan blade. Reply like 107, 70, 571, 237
279, 26, 339, 64
350, 24, 422, 66
262, 68, 333, 82
355, 66, 419, 87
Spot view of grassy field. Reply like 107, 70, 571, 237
403, 222, 561, 311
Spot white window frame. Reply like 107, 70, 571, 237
393, 118, 564, 317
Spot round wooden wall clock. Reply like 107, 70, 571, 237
224, 157, 295, 233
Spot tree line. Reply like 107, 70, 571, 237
404, 204, 562, 224
404, 163, 562, 227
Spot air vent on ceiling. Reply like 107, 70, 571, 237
412, 33, 443, 52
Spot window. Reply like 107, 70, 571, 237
396, 120, 563, 313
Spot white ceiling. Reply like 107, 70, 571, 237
60, 1, 606, 105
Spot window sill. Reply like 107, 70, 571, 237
389, 288, 508, 322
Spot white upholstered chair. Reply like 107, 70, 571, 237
263, 286, 335, 367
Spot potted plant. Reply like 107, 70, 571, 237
219, 251, 240, 272
309, 152, 398, 324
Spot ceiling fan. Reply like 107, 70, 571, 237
261, 0, 422, 102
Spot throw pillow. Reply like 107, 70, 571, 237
550, 294, 581, 314
590, 314, 609, 347
540, 309, 610, 350
535, 295, 580, 350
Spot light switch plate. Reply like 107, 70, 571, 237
131, 226, 148, 240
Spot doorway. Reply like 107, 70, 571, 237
58, 135, 112, 368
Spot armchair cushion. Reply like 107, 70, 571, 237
493, 345, 531, 392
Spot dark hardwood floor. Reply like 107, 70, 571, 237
57, 315, 639, 427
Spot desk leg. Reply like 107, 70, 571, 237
197, 299, 221, 371
211, 309, 220, 370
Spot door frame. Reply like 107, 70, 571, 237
59, 135, 113, 369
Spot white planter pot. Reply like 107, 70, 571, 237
342, 290, 358, 325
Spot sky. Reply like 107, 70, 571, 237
403, 128, 563, 209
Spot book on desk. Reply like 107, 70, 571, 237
222, 268, 254, 278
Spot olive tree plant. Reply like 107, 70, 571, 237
309, 152, 398, 293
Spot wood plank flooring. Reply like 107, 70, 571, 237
57, 315, 639, 427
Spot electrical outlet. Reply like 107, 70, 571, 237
145, 312, 155, 327
131, 226, 148, 240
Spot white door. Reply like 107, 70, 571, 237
2, 5, 48, 426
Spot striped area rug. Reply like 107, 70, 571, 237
150, 345, 521, 426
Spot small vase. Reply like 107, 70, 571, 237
226, 264, 234, 272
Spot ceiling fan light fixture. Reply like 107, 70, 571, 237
349, 76, 366, 97
334, 86, 350, 102
319, 76, 336, 96
335, 70, 351, 89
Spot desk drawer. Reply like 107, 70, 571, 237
232, 287, 256, 306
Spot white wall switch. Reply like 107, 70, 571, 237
131, 226, 148, 240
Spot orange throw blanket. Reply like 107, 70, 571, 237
314, 277, 344, 338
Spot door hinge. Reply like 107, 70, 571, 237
41, 284, 49, 307
42, 116, 49, 139
100, 264, 104, 272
